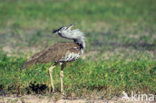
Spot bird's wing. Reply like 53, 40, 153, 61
36, 43, 81, 63
22, 42, 81, 68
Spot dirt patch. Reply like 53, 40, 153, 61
0, 95, 152, 103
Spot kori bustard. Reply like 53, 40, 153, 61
21, 25, 85, 94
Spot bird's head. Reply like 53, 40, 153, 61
53, 24, 85, 50
53, 24, 73, 34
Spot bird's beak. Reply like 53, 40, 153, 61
53, 29, 58, 33
67, 24, 73, 30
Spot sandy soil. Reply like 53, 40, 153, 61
0, 95, 153, 103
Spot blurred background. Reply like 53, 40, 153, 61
0, 0, 156, 98
0, 0, 155, 59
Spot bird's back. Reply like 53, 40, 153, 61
21, 42, 81, 69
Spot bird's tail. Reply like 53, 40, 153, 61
20, 59, 36, 70
20, 62, 27, 69
20, 62, 29, 70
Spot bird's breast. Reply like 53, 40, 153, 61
59, 51, 80, 62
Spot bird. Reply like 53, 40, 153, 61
21, 25, 85, 94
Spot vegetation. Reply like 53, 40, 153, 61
0, 0, 156, 98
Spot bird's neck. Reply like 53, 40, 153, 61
74, 39, 85, 49
59, 29, 86, 50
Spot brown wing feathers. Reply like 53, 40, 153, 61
21, 42, 80, 69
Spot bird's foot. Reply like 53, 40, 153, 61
60, 92, 66, 99
61, 92, 64, 95
49, 87, 55, 94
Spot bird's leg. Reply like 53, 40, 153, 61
60, 63, 66, 94
48, 65, 55, 93
60, 70, 64, 94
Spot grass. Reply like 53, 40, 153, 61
0, 0, 156, 98
0, 52, 155, 98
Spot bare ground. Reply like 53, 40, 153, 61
0, 95, 153, 103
